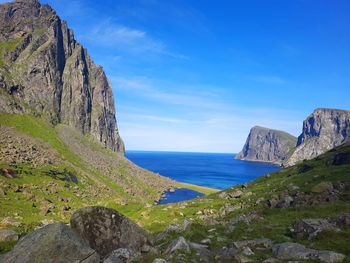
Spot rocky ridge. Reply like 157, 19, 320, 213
0, 0, 124, 152
285, 108, 350, 166
236, 126, 297, 164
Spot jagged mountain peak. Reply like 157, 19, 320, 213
0, 0, 124, 152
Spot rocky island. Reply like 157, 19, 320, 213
236, 126, 297, 165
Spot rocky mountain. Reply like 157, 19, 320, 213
236, 126, 297, 165
0, 0, 179, 223
284, 108, 350, 166
0, 0, 124, 152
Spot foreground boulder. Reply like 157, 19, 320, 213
70, 206, 151, 258
272, 242, 345, 262
1, 222, 99, 263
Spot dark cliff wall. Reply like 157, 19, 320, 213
236, 126, 297, 165
284, 108, 350, 166
0, 0, 124, 152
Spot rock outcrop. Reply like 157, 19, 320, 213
236, 126, 297, 164
70, 206, 151, 258
0, 0, 124, 152
1, 222, 100, 263
284, 108, 350, 166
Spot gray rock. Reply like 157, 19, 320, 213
329, 213, 350, 228
0, 0, 124, 152
103, 248, 135, 263
0, 229, 18, 242
285, 108, 350, 166
70, 206, 151, 258
236, 126, 297, 164
189, 242, 212, 262
152, 259, 168, 263
292, 218, 337, 240
233, 238, 273, 250
1, 222, 99, 263
165, 236, 190, 254
272, 242, 345, 262
215, 247, 238, 262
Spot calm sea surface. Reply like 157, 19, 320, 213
126, 151, 280, 190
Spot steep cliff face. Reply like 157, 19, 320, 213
284, 108, 350, 166
236, 126, 297, 164
0, 0, 124, 152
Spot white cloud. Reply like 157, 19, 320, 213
253, 75, 288, 84
81, 19, 187, 59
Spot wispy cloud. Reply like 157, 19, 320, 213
253, 75, 288, 84
81, 19, 188, 59
111, 76, 228, 110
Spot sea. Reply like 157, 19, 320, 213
126, 151, 280, 204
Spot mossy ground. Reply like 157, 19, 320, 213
126, 144, 350, 262
1, 114, 349, 262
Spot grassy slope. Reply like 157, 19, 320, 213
0, 115, 164, 233
1, 114, 349, 261
125, 144, 350, 262
0, 114, 216, 247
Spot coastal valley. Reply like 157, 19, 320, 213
0, 0, 349, 262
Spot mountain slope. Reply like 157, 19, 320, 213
126, 142, 350, 262
0, 114, 175, 228
0, 0, 123, 152
236, 126, 297, 165
285, 108, 350, 166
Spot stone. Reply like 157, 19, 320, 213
292, 218, 337, 240
272, 242, 345, 262
233, 238, 273, 250
329, 213, 350, 228
152, 259, 168, 263
200, 239, 211, 245
229, 189, 244, 198
275, 195, 294, 208
285, 108, 350, 166
234, 254, 254, 263
103, 248, 135, 263
0, 229, 18, 242
165, 236, 190, 254
189, 242, 212, 260
70, 206, 151, 258
311, 181, 334, 193
182, 218, 192, 231
215, 247, 237, 262
241, 246, 254, 256
1, 218, 21, 227
1, 222, 100, 263
236, 126, 297, 164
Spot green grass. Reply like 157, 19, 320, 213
176, 182, 219, 195
1, 113, 350, 261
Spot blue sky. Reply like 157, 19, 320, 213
7, 0, 350, 152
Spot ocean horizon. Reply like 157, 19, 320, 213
126, 150, 280, 190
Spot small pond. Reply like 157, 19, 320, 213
157, 188, 204, 205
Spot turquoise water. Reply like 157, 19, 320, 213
158, 188, 205, 205
126, 151, 280, 190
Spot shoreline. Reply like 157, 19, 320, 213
175, 182, 219, 195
